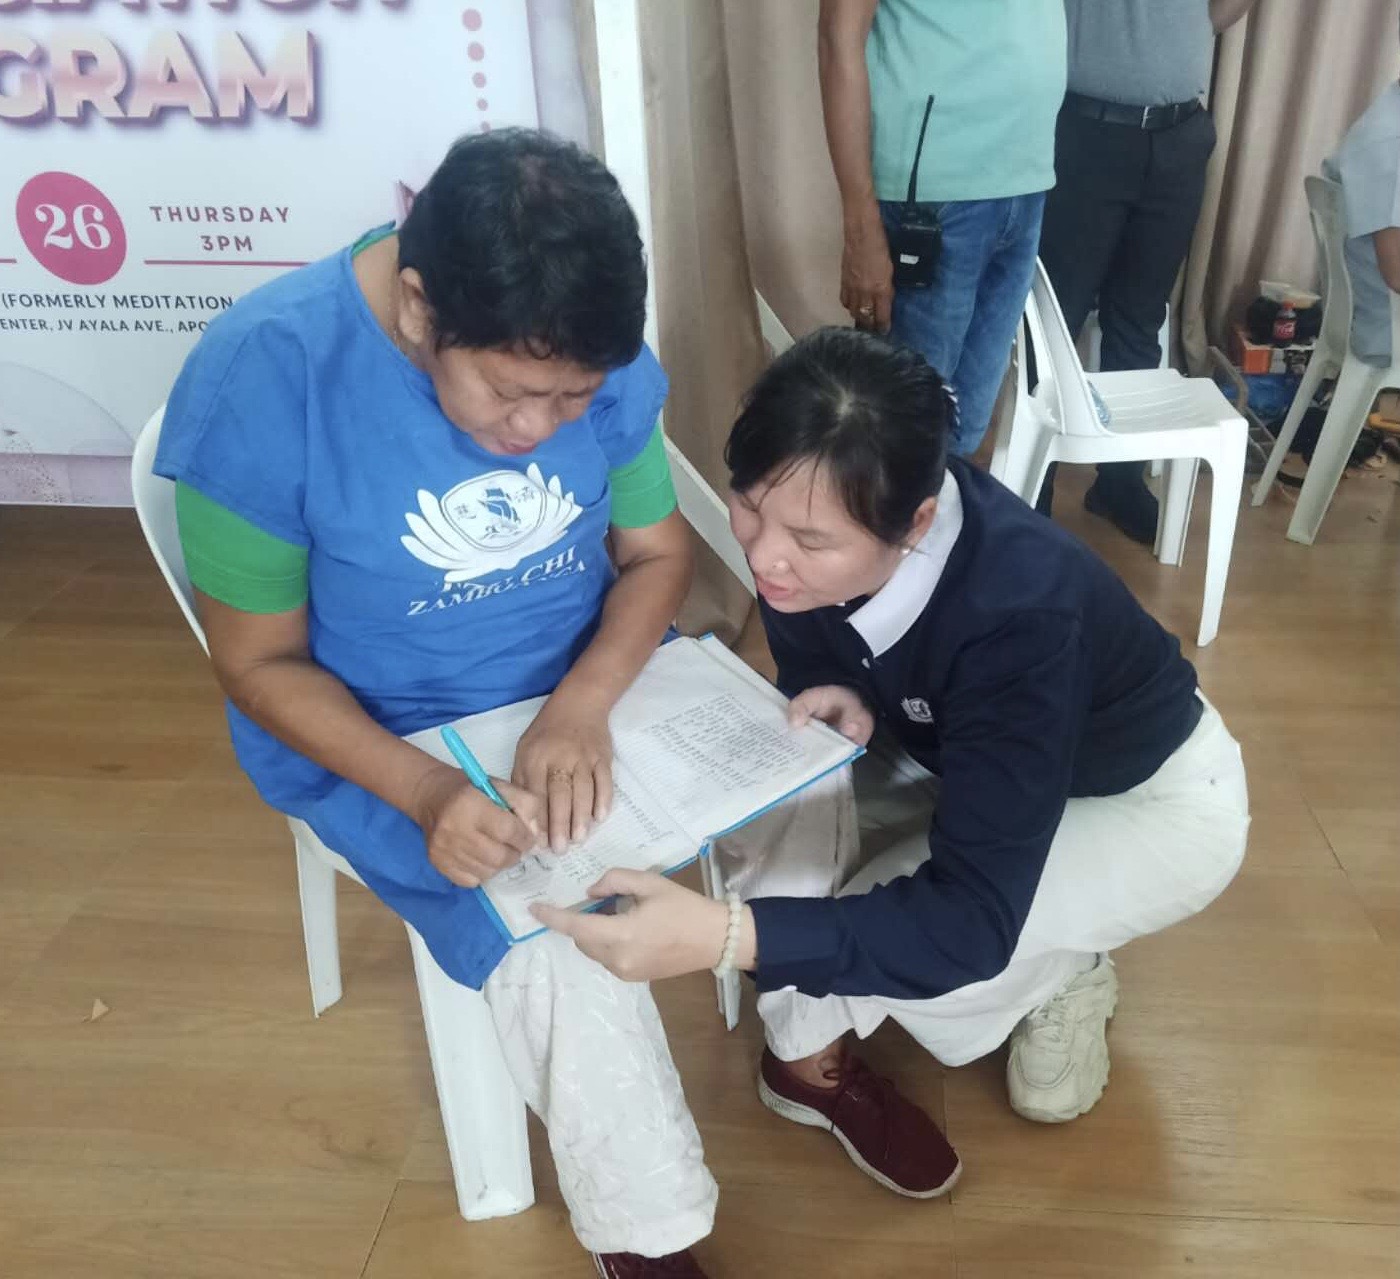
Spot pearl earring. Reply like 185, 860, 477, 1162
900, 546, 912, 557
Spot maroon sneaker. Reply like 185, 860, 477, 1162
592, 1250, 707, 1277
758, 1047, 962, 1198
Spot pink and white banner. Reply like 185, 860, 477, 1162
0, 0, 586, 505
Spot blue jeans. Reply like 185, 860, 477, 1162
881, 193, 1044, 456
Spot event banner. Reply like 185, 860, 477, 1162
1, 0, 581, 505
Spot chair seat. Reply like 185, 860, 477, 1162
1087, 371, 1241, 437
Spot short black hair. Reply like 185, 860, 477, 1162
725, 327, 952, 545
398, 128, 646, 370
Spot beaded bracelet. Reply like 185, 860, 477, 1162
712, 892, 743, 977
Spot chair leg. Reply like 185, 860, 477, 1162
1020, 432, 1059, 510
1286, 359, 1385, 545
701, 848, 741, 1031
991, 402, 1037, 498
407, 927, 534, 1222
1197, 432, 1247, 647
291, 821, 343, 1018
718, 970, 741, 1033
989, 326, 1030, 491
1251, 351, 1331, 506
1155, 458, 1198, 568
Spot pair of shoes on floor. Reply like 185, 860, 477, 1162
1084, 469, 1159, 545
593, 1249, 706, 1277
1007, 954, 1119, 1123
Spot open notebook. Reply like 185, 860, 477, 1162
409, 635, 862, 944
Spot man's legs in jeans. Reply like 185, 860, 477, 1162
882, 194, 1045, 456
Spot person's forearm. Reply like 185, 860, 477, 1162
1209, 0, 1256, 32
818, 3, 879, 223
547, 527, 694, 718
223, 656, 452, 822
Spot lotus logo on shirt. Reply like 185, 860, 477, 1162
902, 697, 934, 725
401, 463, 583, 587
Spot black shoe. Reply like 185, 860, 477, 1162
1084, 467, 1158, 546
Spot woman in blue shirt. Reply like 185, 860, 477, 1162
539, 327, 1249, 1207
156, 131, 714, 1277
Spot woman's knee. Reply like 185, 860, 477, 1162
716, 767, 858, 899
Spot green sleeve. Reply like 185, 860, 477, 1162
175, 481, 310, 614
608, 424, 678, 529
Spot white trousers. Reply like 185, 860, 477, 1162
481, 933, 717, 1257
717, 699, 1250, 1068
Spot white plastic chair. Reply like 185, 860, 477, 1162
130, 408, 534, 1223
991, 260, 1248, 647
1250, 175, 1400, 544
1001, 303, 1182, 533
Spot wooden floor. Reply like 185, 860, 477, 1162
1, 461, 1397, 1279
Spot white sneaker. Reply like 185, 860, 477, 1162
1007, 955, 1119, 1124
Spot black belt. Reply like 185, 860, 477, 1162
1063, 91, 1202, 131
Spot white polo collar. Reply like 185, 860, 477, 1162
846, 470, 963, 658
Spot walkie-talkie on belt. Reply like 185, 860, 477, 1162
887, 94, 940, 289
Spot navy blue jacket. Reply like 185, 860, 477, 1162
749, 459, 1201, 1001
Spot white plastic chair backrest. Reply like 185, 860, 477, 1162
1307, 175, 1355, 358
130, 406, 209, 654
1025, 259, 1107, 438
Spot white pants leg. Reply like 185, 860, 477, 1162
724, 701, 1250, 1069
481, 932, 717, 1257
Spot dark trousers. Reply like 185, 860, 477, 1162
1039, 104, 1217, 373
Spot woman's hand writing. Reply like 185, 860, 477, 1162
413, 766, 543, 888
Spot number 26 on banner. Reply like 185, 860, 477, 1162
16, 172, 127, 286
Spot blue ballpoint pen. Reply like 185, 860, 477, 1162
439, 725, 512, 812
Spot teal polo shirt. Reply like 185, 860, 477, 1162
867, 0, 1067, 203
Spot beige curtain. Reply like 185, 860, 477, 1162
638, 1, 768, 641
1182, 0, 1400, 371
573, 0, 765, 640
723, 0, 846, 339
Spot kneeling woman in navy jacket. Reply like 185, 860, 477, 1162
537, 327, 1249, 1198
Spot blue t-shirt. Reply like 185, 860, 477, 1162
155, 234, 667, 928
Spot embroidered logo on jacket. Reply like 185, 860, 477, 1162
401, 464, 583, 587
901, 697, 934, 725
